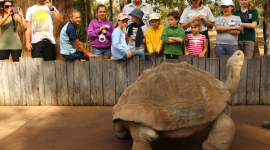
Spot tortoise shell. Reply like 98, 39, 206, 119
112, 62, 230, 131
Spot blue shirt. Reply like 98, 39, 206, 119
60, 21, 78, 55
112, 28, 130, 60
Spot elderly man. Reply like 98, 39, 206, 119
123, 0, 153, 28
25, 0, 63, 61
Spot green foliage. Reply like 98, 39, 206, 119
77, 25, 88, 42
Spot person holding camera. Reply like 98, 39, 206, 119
0, 0, 26, 62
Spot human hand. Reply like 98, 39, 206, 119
126, 50, 132, 59
101, 29, 107, 34
45, 0, 53, 10
185, 51, 190, 56
199, 53, 205, 58
130, 35, 136, 40
192, 16, 199, 21
234, 25, 241, 31
88, 53, 99, 57
99, 26, 105, 31
198, 14, 205, 21
17, 7, 24, 18
26, 43, 33, 51
8, 7, 13, 16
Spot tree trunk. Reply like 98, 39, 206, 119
112, 0, 118, 26
89, 0, 94, 20
127, 0, 132, 4
179, 0, 184, 15
235, 0, 240, 10
84, 0, 89, 42
264, 0, 270, 55
120, 0, 127, 12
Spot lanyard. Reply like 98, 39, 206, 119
241, 9, 249, 23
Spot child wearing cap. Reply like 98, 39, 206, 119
112, 13, 145, 61
215, 0, 242, 58
161, 11, 186, 59
126, 8, 148, 54
146, 13, 165, 58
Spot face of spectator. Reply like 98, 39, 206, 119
133, 0, 142, 4
70, 13, 81, 25
150, 19, 160, 29
191, 25, 201, 35
3, 2, 12, 14
96, 7, 107, 20
118, 19, 128, 29
192, 0, 201, 7
240, 0, 248, 7
221, 5, 234, 16
131, 15, 140, 24
37, 0, 46, 4
167, 16, 179, 27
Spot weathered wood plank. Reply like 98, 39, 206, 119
219, 55, 230, 82
165, 59, 178, 64
127, 56, 140, 86
19, 57, 33, 106
55, 60, 68, 106
103, 60, 116, 106
230, 57, 248, 105
8, 62, 21, 106
90, 57, 103, 106
192, 57, 206, 71
30, 58, 44, 106
67, 60, 74, 105
115, 60, 127, 102
0, 60, 10, 106
178, 55, 192, 64
79, 61, 90, 106
260, 55, 270, 104
206, 58, 220, 79
247, 58, 260, 105
153, 57, 165, 68
73, 60, 80, 105
139, 61, 153, 75
43, 61, 57, 106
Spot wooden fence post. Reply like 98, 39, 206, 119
79, 61, 91, 106
260, 55, 270, 104
206, 58, 220, 79
115, 60, 127, 102
90, 57, 103, 106
0, 60, 10, 106
103, 60, 116, 106
165, 59, 179, 64
247, 58, 260, 105
43, 61, 57, 106
19, 57, 33, 106
178, 55, 192, 64
192, 57, 206, 71
55, 60, 69, 106
8, 62, 21, 106
153, 57, 165, 68
127, 56, 140, 86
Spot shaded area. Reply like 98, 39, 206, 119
0, 106, 269, 150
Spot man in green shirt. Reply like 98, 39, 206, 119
233, 1, 259, 58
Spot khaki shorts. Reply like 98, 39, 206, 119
238, 41, 255, 59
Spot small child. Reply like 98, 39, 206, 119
126, 8, 148, 54
146, 13, 165, 58
161, 11, 186, 59
184, 20, 207, 58
112, 13, 145, 61
215, 0, 241, 58
88, 5, 114, 59
60, 9, 97, 60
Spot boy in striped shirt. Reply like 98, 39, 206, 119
184, 20, 207, 58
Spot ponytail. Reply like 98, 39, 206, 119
65, 9, 80, 19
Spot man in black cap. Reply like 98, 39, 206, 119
126, 8, 148, 56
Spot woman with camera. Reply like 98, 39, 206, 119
0, 0, 26, 62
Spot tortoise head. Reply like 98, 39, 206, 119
225, 50, 245, 95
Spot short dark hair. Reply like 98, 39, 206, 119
167, 11, 180, 21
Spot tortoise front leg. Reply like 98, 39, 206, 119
202, 111, 235, 150
128, 121, 159, 150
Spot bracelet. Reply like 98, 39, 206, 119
50, 7, 54, 11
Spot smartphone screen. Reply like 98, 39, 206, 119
12, 7, 19, 12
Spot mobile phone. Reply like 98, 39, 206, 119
12, 7, 19, 12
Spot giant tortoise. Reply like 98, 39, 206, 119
113, 50, 244, 150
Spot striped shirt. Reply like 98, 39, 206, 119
185, 34, 206, 56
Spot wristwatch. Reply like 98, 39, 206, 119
50, 7, 54, 11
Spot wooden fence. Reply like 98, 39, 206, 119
0, 55, 270, 106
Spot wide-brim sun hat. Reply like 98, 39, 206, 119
220, 0, 234, 7
149, 13, 160, 21
118, 13, 128, 21
129, 8, 144, 20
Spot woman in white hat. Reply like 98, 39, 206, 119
214, 0, 242, 58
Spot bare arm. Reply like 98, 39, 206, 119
25, 21, 33, 51
45, 1, 64, 23
141, 35, 146, 44
199, 14, 214, 29
216, 25, 241, 33
74, 39, 90, 55
242, 22, 257, 30
184, 40, 189, 55
0, 8, 12, 27
226, 29, 241, 35
15, 15, 27, 30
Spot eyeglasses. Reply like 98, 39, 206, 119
4, 5, 13, 8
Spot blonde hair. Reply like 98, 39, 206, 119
190, 20, 202, 28
247, 0, 255, 11
65, 9, 80, 19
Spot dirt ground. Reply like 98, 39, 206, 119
0, 106, 270, 150
209, 30, 264, 55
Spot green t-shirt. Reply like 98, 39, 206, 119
233, 7, 259, 41
161, 26, 185, 55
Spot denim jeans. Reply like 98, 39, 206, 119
215, 44, 238, 58
120, 50, 145, 61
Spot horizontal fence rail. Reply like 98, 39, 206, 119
0, 55, 270, 106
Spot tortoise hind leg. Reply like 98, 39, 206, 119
128, 121, 159, 150
202, 106, 235, 150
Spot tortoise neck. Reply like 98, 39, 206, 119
225, 66, 241, 95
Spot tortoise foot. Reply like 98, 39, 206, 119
262, 121, 270, 129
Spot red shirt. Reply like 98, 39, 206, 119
185, 34, 206, 56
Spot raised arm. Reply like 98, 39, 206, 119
15, 8, 27, 30
0, 8, 12, 27
45, 1, 63, 23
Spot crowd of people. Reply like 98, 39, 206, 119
0, 0, 260, 62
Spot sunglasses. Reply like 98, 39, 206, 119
4, 5, 13, 8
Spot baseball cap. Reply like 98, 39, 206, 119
118, 13, 128, 20
149, 13, 160, 21
220, 0, 234, 6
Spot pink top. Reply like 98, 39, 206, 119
185, 34, 206, 56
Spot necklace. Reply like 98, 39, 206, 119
241, 7, 249, 23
